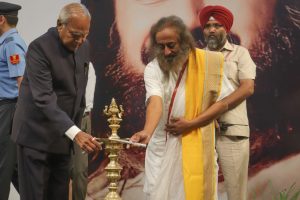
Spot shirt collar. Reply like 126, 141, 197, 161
0, 28, 18, 44
220, 40, 234, 52
204, 40, 234, 52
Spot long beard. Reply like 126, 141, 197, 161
156, 48, 190, 73
207, 36, 219, 50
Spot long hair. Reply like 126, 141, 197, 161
148, 15, 195, 61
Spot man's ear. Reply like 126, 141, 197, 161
0, 15, 6, 25
57, 19, 63, 27
57, 20, 64, 32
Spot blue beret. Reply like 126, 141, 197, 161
0, 2, 21, 16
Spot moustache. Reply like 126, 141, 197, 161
164, 54, 177, 62
208, 34, 217, 39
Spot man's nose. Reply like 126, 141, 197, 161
209, 26, 216, 33
75, 37, 86, 45
164, 47, 172, 56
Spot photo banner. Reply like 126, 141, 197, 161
84, 0, 300, 199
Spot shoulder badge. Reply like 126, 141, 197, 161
9, 54, 20, 65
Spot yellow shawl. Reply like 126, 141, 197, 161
182, 48, 223, 200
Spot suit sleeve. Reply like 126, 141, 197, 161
25, 42, 75, 136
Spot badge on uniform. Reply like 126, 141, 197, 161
9, 54, 20, 65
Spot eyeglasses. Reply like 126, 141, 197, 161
64, 25, 89, 41
204, 23, 224, 30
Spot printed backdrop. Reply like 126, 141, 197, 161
83, 0, 300, 199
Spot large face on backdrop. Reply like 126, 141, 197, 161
114, 0, 275, 73
115, 0, 199, 73
86, 0, 300, 199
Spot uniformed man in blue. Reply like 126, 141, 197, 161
0, 2, 27, 200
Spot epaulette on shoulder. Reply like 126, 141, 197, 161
5, 37, 14, 44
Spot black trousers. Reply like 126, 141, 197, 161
17, 145, 71, 200
0, 102, 18, 200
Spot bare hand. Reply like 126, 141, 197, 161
165, 117, 191, 136
130, 130, 152, 144
74, 131, 101, 154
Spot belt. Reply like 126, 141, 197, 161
83, 111, 90, 117
218, 122, 248, 132
0, 98, 17, 106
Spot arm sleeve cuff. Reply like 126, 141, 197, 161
65, 125, 81, 141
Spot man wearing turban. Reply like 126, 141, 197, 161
199, 5, 257, 200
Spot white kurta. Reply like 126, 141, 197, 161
143, 58, 233, 200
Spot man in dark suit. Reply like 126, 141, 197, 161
11, 3, 100, 200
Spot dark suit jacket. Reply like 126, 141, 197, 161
12, 27, 90, 154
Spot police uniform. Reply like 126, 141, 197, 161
0, 2, 27, 200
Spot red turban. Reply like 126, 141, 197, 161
199, 5, 234, 32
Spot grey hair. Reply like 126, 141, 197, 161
57, 3, 90, 25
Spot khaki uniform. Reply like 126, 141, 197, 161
216, 41, 256, 200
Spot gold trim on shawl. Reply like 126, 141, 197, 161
182, 49, 223, 200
